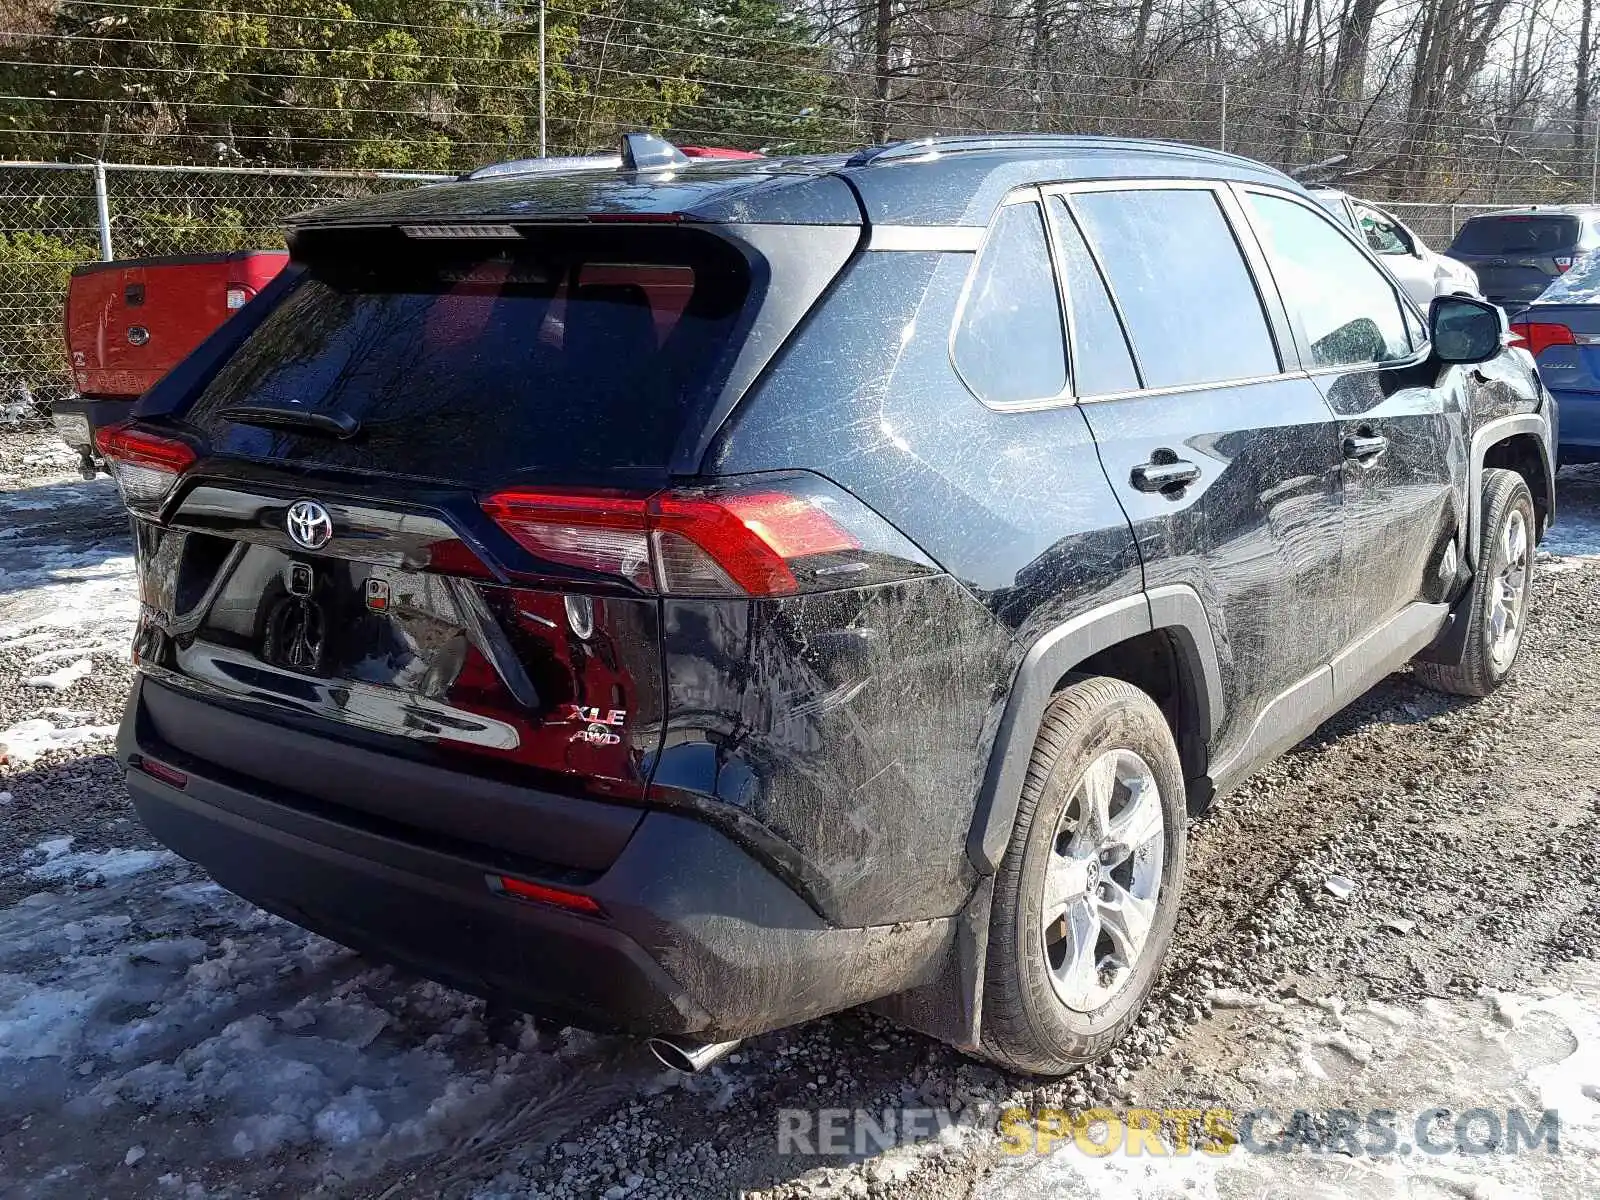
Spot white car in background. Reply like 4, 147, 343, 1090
1309, 186, 1483, 308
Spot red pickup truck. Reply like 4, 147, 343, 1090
51, 250, 289, 475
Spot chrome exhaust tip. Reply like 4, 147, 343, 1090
646, 1036, 741, 1073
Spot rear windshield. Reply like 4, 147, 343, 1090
1450, 215, 1580, 255
184, 227, 752, 484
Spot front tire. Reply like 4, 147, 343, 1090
1415, 468, 1535, 698
976, 676, 1187, 1076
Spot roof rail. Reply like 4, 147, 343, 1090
844, 132, 1274, 172
462, 154, 620, 182
845, 134, 1105, 167
461, 133, 692, 182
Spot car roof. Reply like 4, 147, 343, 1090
289, 134, 1301, 231
1462, 205, 1600, 221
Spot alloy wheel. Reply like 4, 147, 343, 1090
1488, 507, 1529, 672
1041, 748, 1165, 1013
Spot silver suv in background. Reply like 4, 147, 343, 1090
1310, 187, 1481, 308
1446, 207, 1600, 309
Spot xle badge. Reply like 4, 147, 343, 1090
567, 704, 626, 746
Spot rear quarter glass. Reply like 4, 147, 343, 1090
180, 227, 755, 486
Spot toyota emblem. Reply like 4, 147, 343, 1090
285, 499, 334, 550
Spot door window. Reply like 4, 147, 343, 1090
1048, 197, 1140, 396
1355, 206, 1411, 256
1247, 192, 1415, 368
952, 199, 1067, 406
1070, 188, 1281, 389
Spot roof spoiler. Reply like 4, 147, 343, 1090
463, 133, 700, 182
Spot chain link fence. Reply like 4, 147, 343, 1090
0, 161, 449, 422
0, 159, 1546, 425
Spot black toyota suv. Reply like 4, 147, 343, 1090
107, 134, 1555, 1077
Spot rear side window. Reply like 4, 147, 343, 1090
1069, 189, 1280, 389
1048, 197, 1139, 395
185, 227, 751, 484
1450, 215, 1579, 255
1246, 193, 1413, 368
953, 200, 1067, 406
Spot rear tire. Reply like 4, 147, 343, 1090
1414, 468, 1535, 698
976, 676, 1186, 1076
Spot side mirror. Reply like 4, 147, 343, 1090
1430, 294, 1502, 364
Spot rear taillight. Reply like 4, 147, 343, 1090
482, 473, 937, 596
1509, 320, 1576, 357
1555, 256, 1575, 273
95, 423, 197, 508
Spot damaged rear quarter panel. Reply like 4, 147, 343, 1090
654, 577, 1006, 927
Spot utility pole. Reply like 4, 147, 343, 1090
92, 160, 113, 261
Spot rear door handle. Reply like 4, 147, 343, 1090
1342, 434, 1389, 461
1130, 459, 1201, 493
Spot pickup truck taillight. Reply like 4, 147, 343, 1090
95, 424, 197, 508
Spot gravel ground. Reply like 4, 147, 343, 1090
1, 425, 1597, 1199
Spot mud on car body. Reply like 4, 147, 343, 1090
107, 133, 1555, 1075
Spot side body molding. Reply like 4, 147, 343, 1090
965, 585, 1223, 875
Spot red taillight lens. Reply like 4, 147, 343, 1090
134, 756, 189, 789
95, 423, 197, 507
482, 474, 930, 597
491, 874, 603, 915
652, 491, 860, 595
1509, 320, 1576, 357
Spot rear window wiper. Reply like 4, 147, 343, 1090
219, 403, 361, 439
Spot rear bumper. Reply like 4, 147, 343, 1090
1550, 387, 1600, 465
118, 678, 954, 1038
48, 396, 136, 453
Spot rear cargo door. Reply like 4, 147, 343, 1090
130, 224, 759, 803
1449, 215, 1578, 305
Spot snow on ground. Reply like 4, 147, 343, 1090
0, 717, 121, 765
0, 840, 619, 1197
979, 965, 1600, 1199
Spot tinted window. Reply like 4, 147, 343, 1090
1050, 198, 1140, 396
1070, 189, 1279, 389
953, 200, 1067, 405
1247, 193, 1413, 368
1356, 206, 1409, 256
186, 228, 750, 484
1450, 215, 1580, 255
